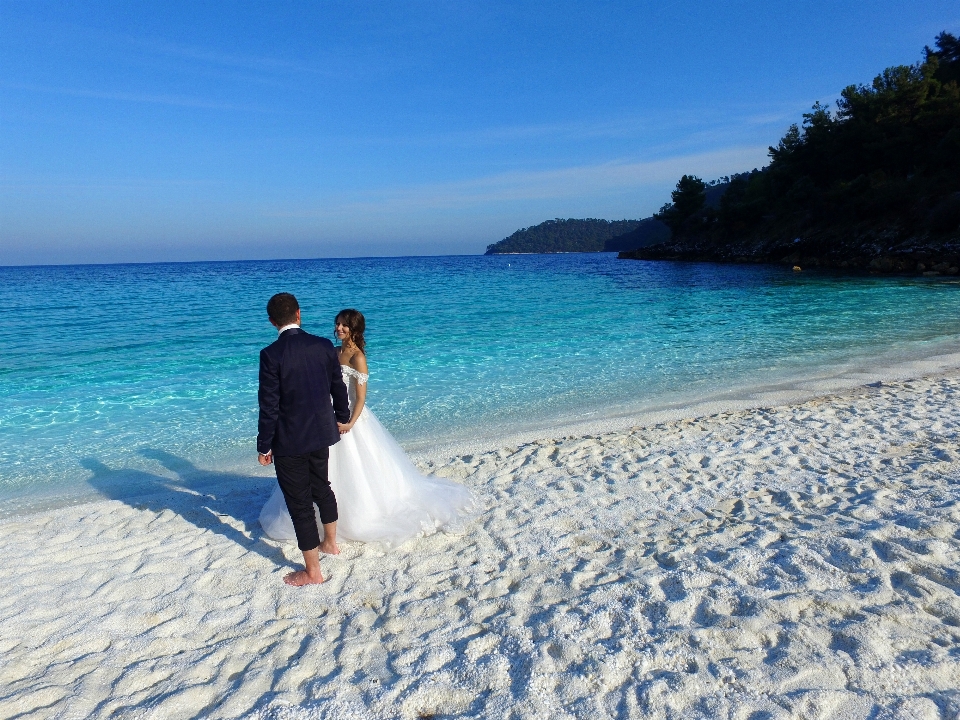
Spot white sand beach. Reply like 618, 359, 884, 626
2, 375, 960, 719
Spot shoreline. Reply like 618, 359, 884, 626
6, 338, 960, 521
409, 340, 960, 460
2, 372, 959, 717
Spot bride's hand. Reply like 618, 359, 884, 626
338, 422, 352, 434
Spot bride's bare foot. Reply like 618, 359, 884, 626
283, 569, 324, 586
318, 540, 340, 555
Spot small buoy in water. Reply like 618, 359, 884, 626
793, 266, 802, 272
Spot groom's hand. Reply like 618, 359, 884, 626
338, 422, 351, 434
258, 450, 273, 466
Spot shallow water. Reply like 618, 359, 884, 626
2, 253, 960, 507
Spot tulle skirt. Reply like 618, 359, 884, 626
259, 407, 474, 546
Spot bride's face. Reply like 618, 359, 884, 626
334, 321, 351, 343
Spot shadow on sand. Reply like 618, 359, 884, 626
81, 448, 288, 567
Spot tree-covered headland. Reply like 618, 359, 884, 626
623, 32, 960, 273
484, 218, 658, 254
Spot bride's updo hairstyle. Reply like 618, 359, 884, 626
335, 309, 366, 352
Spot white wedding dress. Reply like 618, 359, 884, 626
259, 365, 474, 545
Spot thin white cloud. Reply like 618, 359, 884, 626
266, 145, 771, 219
127, 36, 328, 76
0, 175, 224, 192
117, 33, 358, 84
327, 112, 735, 148
0, 80, 261, 112
319, 100, 810, 151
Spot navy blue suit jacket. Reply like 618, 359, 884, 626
257, 328, 351, 457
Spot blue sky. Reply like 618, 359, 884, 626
1, 1, 957, 265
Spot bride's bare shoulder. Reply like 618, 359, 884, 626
348, 350, 368, 374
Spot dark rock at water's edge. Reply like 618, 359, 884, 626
618, 228, 960, 276
619, 183, 960, 274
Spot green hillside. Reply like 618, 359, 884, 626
624, 32, 960, 272
485, 218, 643, 254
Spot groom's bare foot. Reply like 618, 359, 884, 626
283, 569, 324, 586
318, 540, 340, 555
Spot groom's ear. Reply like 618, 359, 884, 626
296, 309, 301, 324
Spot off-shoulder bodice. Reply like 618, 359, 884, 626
340, 364, 368, 411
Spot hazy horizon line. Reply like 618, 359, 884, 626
0, 248, 634, 270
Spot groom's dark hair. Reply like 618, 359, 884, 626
267, 293, 300, 326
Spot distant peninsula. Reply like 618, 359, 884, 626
484, 217, 670, 255
621, 32, 960, 274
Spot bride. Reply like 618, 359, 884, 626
260, 308, 474, 546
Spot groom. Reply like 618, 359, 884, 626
257, 292, 351, 586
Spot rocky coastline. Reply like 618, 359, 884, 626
619, 227, 960, 276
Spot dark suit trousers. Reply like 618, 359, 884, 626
274, 449, 338, 551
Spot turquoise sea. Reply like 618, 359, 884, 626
3, 253, 960, 512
